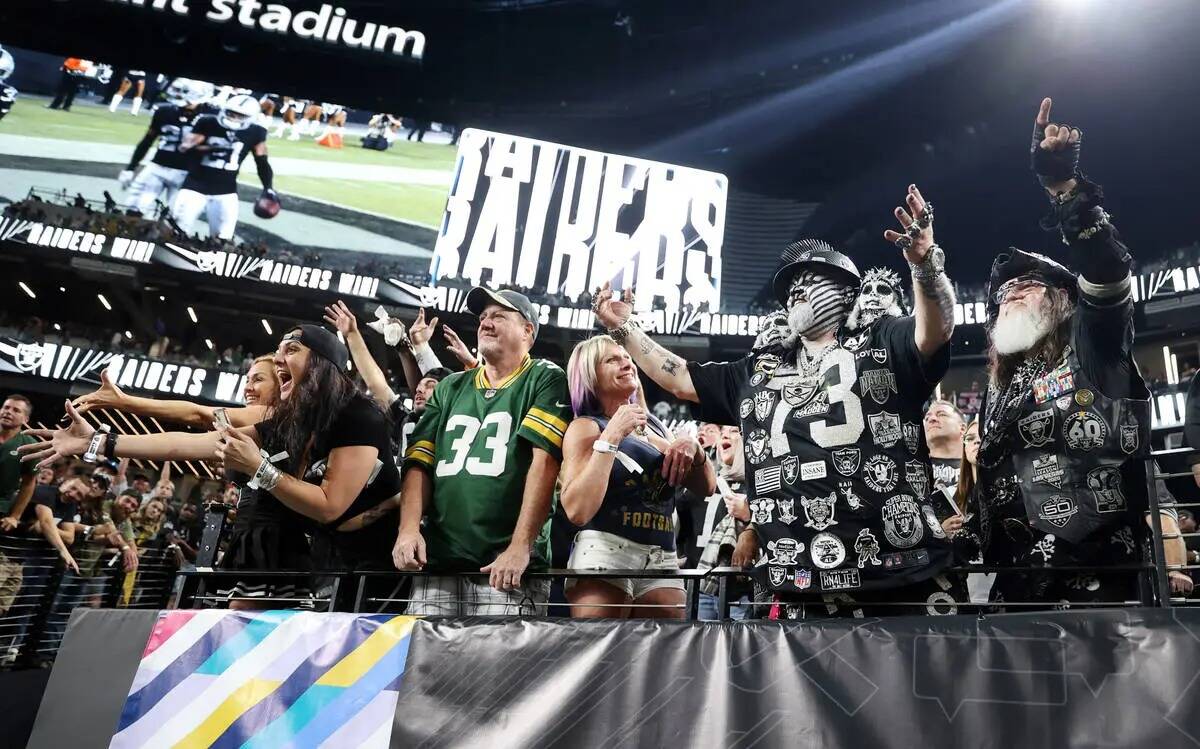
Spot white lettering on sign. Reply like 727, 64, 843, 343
107, 0, 426, 59
432, 129, 727, 315
953, 302, 987, 326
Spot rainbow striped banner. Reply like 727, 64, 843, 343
111, 610, 415, 748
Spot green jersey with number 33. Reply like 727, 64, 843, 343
404, 355, 570, 571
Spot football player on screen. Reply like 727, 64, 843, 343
119, 78, 215, 217
0, 46, 16, 123
173, 93, 279, 240
594, 185, 962, 619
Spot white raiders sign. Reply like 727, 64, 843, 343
432, 129, 727, 314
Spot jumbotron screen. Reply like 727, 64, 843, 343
0, 45, 449, 288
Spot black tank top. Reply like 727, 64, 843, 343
581, 414, 676, 550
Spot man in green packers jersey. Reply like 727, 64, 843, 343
394, 287, 570, 615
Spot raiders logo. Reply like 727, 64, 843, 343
1086, 466, 1126, 513
739, 398, 754, 420
867, 411, 902, 448
768, 566, 787, 587
777, 498, 799, 524
782, 456, 800, 485
801, 492, 838, 531
13, 342, 45, 372
1039, 495, 1078, 528
1018, 409, 1055, 448
1063, 411, 1107, 451
810, 532, 846, 569
832, 448, 861, 476
750, 371, 766, 386
793, 391, 830, 417
882, 494, 924, 548
902, 422, 921, 454
1055, 395, 1072, 411
754, 390, 777, 423
863, 454, 898, 493
767, 537, 804, 565
1120, 423, 1139, 455
905, 461, 929, 499
838, 481, 866, 511
858, 369, 898, 405
783, 380, 819, 408
746, 429, 769, 464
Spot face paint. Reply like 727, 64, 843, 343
788, 271, 851, 339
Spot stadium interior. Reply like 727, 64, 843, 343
2, 0, 1200, 746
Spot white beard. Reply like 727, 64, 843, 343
781, 302, 814, 348
992, 304, 1054, 354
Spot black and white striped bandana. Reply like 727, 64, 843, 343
789, 271, 852, 338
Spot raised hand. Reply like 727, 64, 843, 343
1031, 97, 1080, 190
19, 400, 96, 470
322, 300, 359, 337
883, 184, 935, 265
443, 326, 478, 369
593, 281, 635, 330
213, 423, 261, 476
408, 308, 439, 348
71, 369, 127, 415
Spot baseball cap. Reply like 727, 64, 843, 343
465, 287, 540, 339
282, 324, 350, 371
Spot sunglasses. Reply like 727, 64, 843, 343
991, 276, 1050, 305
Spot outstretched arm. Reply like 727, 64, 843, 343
324, 301, 395, 407
593, 283, 698, 402
73, 369, 267, 429
882, 184, 955, 360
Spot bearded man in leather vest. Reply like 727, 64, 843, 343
973, 98, 1191, 606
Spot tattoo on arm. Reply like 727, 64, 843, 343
915, 271, 956, 331
662, 358, 680, 375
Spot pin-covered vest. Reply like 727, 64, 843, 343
1008, 347, 1149, 543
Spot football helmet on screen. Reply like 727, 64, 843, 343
253, 188, 282, 219
0, 48, 14, 83
164, 78, 214, 107
218, 93, 259, 130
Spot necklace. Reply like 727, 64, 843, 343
798, 340, 837, 377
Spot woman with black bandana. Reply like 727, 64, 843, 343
21, 324, 402, 608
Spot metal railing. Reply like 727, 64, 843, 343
0, 535, 179, 668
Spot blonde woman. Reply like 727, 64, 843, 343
559, 335, 716, 618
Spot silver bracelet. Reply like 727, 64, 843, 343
908, 243, 946, 282
607, 318, 639, 344
251, 456, 282, 491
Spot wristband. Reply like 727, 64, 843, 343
412, 342, 442, 375
251, 457, 282, 491
83, 424, 111, 463
103, 431, 119, 460
592, 439, 619, 454
607, 319, 639, 344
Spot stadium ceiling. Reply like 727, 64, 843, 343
4, 0, 1200, 282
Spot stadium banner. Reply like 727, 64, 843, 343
0, 337, 250, 404
391, 609, 1200, 748
429, 129, 729, 318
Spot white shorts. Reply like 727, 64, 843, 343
566, 529, 684, 600
407, 575, 550, 617
126, 163, 187, 215
171, 189, 240, 240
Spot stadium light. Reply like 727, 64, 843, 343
52, 323, 61, 331
204, 338, 214, 350
59, 286, 65, 293
187, 306, 198, 323
98, 293, 112, 311
18, 282, 36, 299
124, 330, 133, 339
159, 295, 165, 301
261, 319, 273, 335
1163, 346, 1177, 385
